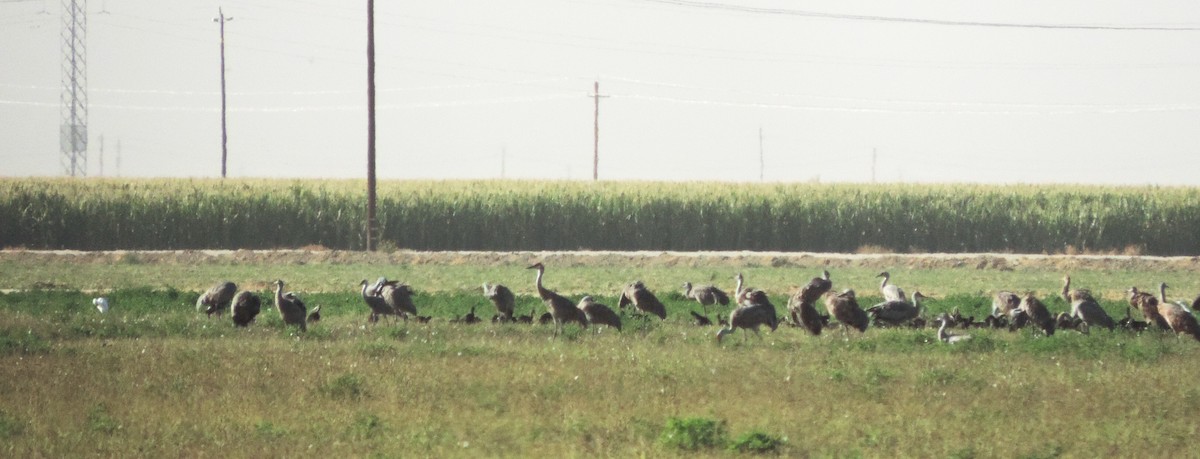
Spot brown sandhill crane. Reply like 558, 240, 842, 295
527, 262, 588, 336
786, 270, 833, 336
196, 281, 237, 317
230, 290, 261, 327
992, 291, 1021, 318
578, 296, 621, 333
619, 281, 667, 320
866, 291, 930, 327
1018, 292, 1055, 337
825, 289, 869, 334
716, 290, 778, 342
1157, 283, 1200, 341
1128, 286, 1170, 331
936, 315, 972, 344
682, 282, 729, 315
483, 283, 516, 322
380, 282, 418, 320
272, 280, 308, 332
359, 279, 397, 323
876, 271, 907, 302
1061, 276, 1115, 331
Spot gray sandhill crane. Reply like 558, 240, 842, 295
1061, 276, 1115, 331
1127, 286, 1170, 331
716, 290, 778, 342
483, 283, 516, 322
1157, 283, 1200, 341
825, 289, 869, 334
619, 281, 667, 320
936, 316, 972, 344
682, 282, 729, 315
786, 270, 833, 336
578, 296, 621, 333
272, 280, 308, 332
230, 291, 261, 327
992, 291, 1021, 318
196, 281, 237, 317
867, 291, 929, 327
526, 262, 588, 336
453, 305, 481, 324
876, 271, 907, 303
380, 282, 418, 320
359, 279, 397, 323
689, 310, 713, 326
1018, 292, 1055, 337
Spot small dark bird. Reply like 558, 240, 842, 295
416, 315, 432, 323
516, 307, 535, 324
453, 305, 481, 324
196, 281, 237, 317
230, 290, 261, 327
689, 310, 713, 326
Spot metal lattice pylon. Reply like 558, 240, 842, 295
60, 0, 87, 177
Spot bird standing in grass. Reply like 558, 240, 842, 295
876, 272, 907, 303
359, 279, 397, 323
619, 281, 667, 320
992, 291, 1021, 318
527, 262, 587, 336
1128, 286, 1170, 331
867, 291, 929, 327
196, 281, 237, 317
936, 316, 972, 344
787, 270, 832, 336
1157, 283, 1200, 341
483, 283, 516, 322
380, 282, 418, 320
230, 291, 261, 327
716, 290, 778, 342
578, 296, 621, 333
682, 282, 729, 315
1019, 292, 1055, 337
1062, 276, 1114, 331
825, 289, 868, 335
272, 280, 308, 332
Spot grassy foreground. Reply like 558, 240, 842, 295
3, 252, 1200, 457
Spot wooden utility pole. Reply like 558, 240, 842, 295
365, 0, 377, 251
592, 81, 607, 181
215, 8, 232, 178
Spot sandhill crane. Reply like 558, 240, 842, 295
1008, 308, 1030, 332
866, 291, 929, 327
936, 316, 972, 344
196, 281, 237, 317
578, 296, 621, 333
733, 273, 754, 304
527, 262, 588, 336
992, 291, 1020, 318
93, 297, 109, 314
716, 290, 778, 342
483, 283, 516, 322
619, 281, 667, 320
1157, 283, 1200, 341
272, 280, 308, 332
876, 272, 907, 303
689, 310, 713, 326
359, 279, 397, 323
230, 290, 261, 327
825, 289, 869, 334
783, 270, 831, 336
1018, 292, 1054, 337
682, 282, 729, 315
1128, 286, 1170, 331
306, 303, 322, 324
380, 282, 418, 320
1059, 275, 1114, 331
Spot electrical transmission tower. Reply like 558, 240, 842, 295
60, 0, 87, 177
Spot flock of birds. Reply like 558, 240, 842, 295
94, 263, 1200, 344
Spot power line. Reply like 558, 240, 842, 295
637, 0, 1200, 31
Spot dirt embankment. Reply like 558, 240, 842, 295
4, 249, 1200, 272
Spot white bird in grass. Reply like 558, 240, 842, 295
93, 297, 109, 314
936, 315, 972, 344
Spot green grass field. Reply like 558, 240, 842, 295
2, 251, 1200, 457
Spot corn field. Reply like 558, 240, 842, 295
2, 178, 1198, 254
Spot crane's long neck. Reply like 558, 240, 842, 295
534, 267, 549, 298
360, 282, 370, 299
735, 276, 744, 296
1061, 277, 1071, 301
1160, 283, 1168, 303
937, 320, 948, 342
683, 283, 692, 297
880, 274, 889, 289
274, 283, 286, 312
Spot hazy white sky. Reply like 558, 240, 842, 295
3, 0, 1200, 184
